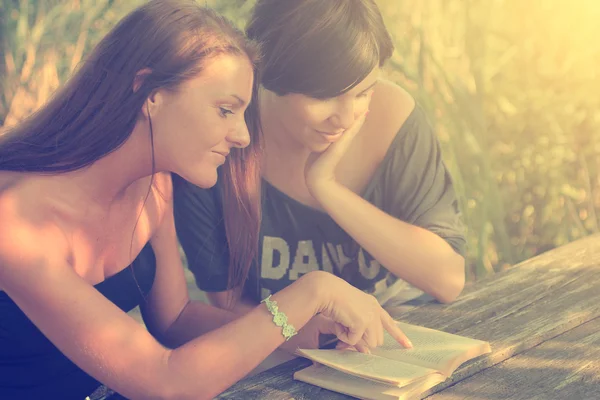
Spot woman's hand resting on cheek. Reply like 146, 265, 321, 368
304, 112, 368, 195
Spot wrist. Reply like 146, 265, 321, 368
298, 270, 332, 316
279, 334, 300, 353
307, 178, 339, 202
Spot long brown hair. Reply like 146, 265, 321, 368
247, 0, 394, 99
222, 75, 263, 302
0, 0, 262, 292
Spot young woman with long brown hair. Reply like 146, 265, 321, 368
0, 1, 410, 399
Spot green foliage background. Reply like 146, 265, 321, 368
1, 0, 599, 280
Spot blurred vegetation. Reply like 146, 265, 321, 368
1, 0, 599, 280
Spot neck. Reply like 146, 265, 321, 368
259, 91, 311, 179
53, 122, 155, 209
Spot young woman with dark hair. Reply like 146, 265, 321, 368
0, 1, 409, 398
172, 0, 466, 353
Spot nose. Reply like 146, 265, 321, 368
227, 121, 251, 149
329, 99, 356, 131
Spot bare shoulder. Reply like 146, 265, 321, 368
360, 80, 416, 158
0, 179, 70, 290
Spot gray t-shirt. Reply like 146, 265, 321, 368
172, 105, 466, 303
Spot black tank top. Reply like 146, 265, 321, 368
0, 244, 156, 400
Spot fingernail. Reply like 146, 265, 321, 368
406, 340, 413, 348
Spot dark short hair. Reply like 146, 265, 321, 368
247, 0, 394, 99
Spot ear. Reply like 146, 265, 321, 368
134, 68, 163, 120
133, 68, 152, 93
140, 90, 164, 120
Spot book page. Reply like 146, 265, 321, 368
372, 322, 491, 375
296, 348, 436, 387
294, 364, 446, 400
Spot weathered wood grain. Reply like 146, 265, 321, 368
426, 316, 600, 400
218, 234, 600, 400
413, 234, 600, 397
216, 357, 350, 400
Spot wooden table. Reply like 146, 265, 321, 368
218, 234, 600, 399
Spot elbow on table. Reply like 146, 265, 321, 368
158, 386, 215, 400
157, 378, 224, 400
147, 351, 223, 400
432, 253, 466, 304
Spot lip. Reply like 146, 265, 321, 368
212, 151, 229, 164
316, 129, 345, 136
315, 129, 345, 142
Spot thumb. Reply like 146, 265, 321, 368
334, 322, 349, 343
336, 341, 354, 351
318, 317, 339, 335
334, 322, 362, 346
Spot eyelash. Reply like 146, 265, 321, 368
219, 107, 234, 118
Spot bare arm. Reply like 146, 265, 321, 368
0, 243, 323, 399
0, 196, 320, 399
0, 203, 407, 399
305, 85, 465, 303
206, 290, 340, 353
139, 196, 239, 347
310, 183, 465, 303
206, 290, 256, 315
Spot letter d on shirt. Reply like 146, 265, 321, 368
261, 236, 290, 280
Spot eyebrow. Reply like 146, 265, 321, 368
230, 94, 248, 107
357, 80, 379, 95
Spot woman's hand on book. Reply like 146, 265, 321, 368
280, 314, 338, 353
305, 271, 413, 353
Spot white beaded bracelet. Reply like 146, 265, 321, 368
261, 295, 298, 341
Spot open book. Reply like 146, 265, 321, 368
294, 322, 491, 400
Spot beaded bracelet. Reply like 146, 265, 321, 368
261, 295, 297, 341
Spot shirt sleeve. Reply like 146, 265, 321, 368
379, 105, 467, 257
172, 174, 231, 292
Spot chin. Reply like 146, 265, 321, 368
309, 141, 332, 153
177, 166, 219, 189
195, 173, 219, 189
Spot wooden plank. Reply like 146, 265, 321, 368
219, 235, 600, 399
389, 233, 600, 328
426, 317, 600, 400
411, 235, 600, 396
216, 358, 349, 400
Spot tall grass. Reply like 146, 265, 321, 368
0, 0, 143, 126
2, 0, 599, 280
374, 0, 600, 278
